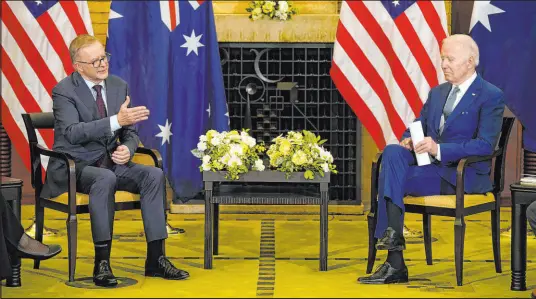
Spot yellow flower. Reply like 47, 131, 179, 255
262, 1, 275, 13
279, 139, 292, 155
291, 150, 307, 166
252, 7, 262, 20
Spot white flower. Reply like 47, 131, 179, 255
319, 146, 333, 163
202, 163, 211, 171
241, 134, 256, 148
197, 141, 207, 151
253, 159, 265, 171
211, 134, 223, 146
278, 1, 289, 13
321, 163, 329, 173
202, 155, 211, 164
199, 135, 207, 142
230, 144, 244, 156
220, 153, 231, 165
227, 155, 243, 166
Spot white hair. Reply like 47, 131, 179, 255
442, 34, 480, 67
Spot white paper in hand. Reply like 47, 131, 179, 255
409, 121, 431, 166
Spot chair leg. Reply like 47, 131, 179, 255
423, 214, 433, 265
33, 202, 45, 270
366, 213, 377, 274
213, 203, 219, 255
454, 216, 466, 286
491, 209, 502, 273
66, 214, 78, 282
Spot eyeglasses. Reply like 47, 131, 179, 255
76, 52, 111, 68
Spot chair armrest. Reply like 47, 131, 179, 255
369, 152, 383, 214
135, 147, 163, 169
454, 150, 499, 215
35, 145, 77, 214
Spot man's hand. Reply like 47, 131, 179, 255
414, 137, 438, 156
112, 145, 131, 165
117, 96, 150, 126
399, 137, 414, 151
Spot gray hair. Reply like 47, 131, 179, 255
442, 34, 480, 67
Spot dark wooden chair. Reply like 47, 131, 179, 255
366, 117, 515, 286
22, 112, 164, 282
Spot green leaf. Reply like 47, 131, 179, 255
304, 170, 314, 180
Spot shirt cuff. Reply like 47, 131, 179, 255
436, 144, 441, 161
110, 115, 121, 133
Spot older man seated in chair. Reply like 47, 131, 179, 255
357, 34, 505, 284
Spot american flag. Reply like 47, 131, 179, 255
1, 0, 93, 170
331, 0, 448, 150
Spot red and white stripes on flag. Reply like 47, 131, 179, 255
1, 1, 93, 170
160, 0, 205, 32
331, 1, 448, 150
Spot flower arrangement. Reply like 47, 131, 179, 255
191, 129, 265, 180
246, 1, 298, 21
266, 130, 337, 179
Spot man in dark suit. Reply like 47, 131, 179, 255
1, 195, 61, 282
358, 34, 505, 284
42, 34, 189, 287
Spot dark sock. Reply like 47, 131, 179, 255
94, 241, 110, 263
147, 239, 164, 266
386, 198, 403, 234
386, 250, 405, 269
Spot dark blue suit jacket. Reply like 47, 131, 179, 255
402, 75, 505, 194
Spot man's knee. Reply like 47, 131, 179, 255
382, 144, 408, 160
144, 166, 165, 186
92, 169, 117, 191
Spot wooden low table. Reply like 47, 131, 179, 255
202, 171, 330, 271
1, 176, 23, 287
510, 183, 536, 291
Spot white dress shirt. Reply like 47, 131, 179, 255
436, 71, 477, 161
83, 78, 121, 133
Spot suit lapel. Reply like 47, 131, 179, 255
104, 77, 119, 115
443, 75, 483, 132
73, 72, 99, 120
435, 83, 452, 132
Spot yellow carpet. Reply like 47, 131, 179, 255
1, 206, 535, 298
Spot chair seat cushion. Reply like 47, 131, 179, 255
131, 153, 155, 166
404, 192, 495, 209
51, 191, 140, 206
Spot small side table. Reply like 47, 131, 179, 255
203, 171, 330, 271
510, 183, 536, 291
1, 176, 23, 287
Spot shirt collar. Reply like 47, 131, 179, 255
83, 77, 106, 92
453, 71, 477, 96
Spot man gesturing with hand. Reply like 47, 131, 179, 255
42, 35, 189, 287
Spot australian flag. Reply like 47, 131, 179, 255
453, 1, 536, 152
106, 1, 229, 200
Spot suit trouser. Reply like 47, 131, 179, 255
0, 195, 25, 279
526, 201, 536, 236
374, 144, 456, 239
77, 162, 168, 243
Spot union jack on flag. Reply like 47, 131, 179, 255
331, 0, 448, 150
1, 0, 93, 170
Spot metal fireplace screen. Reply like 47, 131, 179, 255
219, 43, 361, 203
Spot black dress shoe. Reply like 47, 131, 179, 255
145, 256, 189, 280
376, 227, 405, 251
93, 260, 118, 287
357, 262, 408, 284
